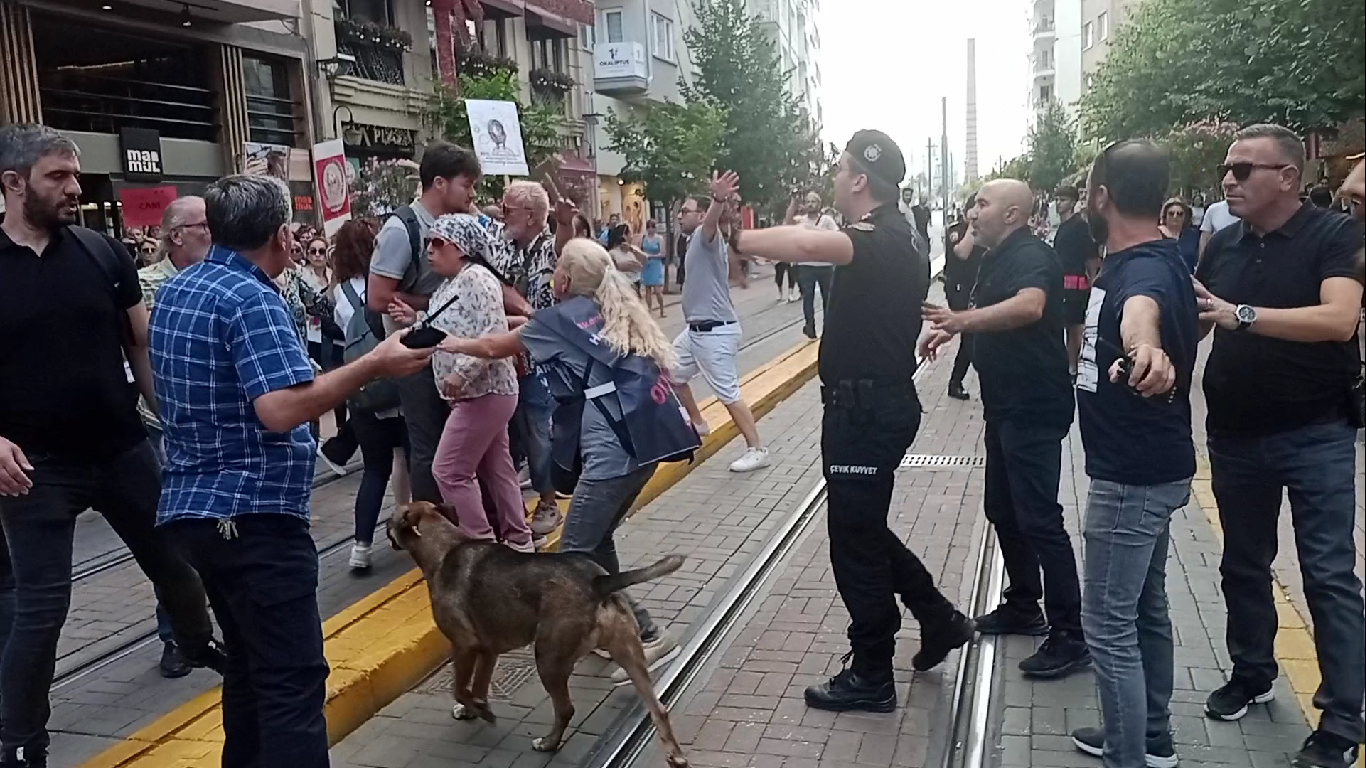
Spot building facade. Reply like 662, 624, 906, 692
1080, 0, 1135, 92
1030, 0, 1082, 115
0, 0, 314, 234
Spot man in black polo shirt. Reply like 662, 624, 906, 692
728, 131, 973, 713
0, 125, 221, 768
1193, 124, 1363, 768
922, 178, 1089, 680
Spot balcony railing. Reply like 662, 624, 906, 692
1033, 18, 1055, 34
593, 42, 648, 93
338, 41, 406, 86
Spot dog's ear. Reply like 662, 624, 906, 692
385, 522, 404, 551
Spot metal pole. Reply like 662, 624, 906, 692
926, 137, 934, 203
941, 96, 950, 216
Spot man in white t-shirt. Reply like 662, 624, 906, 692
787, 191, 839, 339
1198, 198, 1241, 264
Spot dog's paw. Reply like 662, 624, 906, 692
531, 736, 561, 753
450, 703, 477, 721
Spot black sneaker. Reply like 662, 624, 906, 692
1071, 725, 1179, 768
1019, 633, 1091, 679
159, 642, 192, 679
948, 383, 970, 401
803, 324, 817, 340
180, 639, 228, 675
974, 605, 1049, 636
1292, 730, 1359, 768
1204, 679, 1273, 721
804, 669, 897, 713
913, 611, 975, 671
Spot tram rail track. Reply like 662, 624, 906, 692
590, 347, 1006, 768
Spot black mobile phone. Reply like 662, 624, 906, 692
402, 326, 447, 349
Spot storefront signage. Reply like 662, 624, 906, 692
341, 123, 417, 152
118, 185, 177, 227
119, 128, 164, 182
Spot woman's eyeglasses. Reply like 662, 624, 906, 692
307, 247, 327, 256
429, 237, 448, 249
140, 246, 156, 255
1217, 162, 1290, 182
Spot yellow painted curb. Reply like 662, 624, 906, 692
1193, 454, 1359, 768
81, 339, 821, 768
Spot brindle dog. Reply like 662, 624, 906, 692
387, 502, 689, 767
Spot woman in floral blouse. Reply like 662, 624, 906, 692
389, 214, 534, 552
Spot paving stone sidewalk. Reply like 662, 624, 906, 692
986, 422, 1314, 768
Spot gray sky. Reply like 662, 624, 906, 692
815, 0, 1031, 188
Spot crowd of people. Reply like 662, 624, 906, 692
0, 115, 1362, 768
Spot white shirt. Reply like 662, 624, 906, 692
797, 213, 839, 267
333, 276, 366, 331
1200, 201, 1241, 234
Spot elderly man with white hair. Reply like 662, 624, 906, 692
483, 180, 575, 537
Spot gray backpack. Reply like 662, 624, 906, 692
339, 281, 400, 412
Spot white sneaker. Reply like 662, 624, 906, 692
729, 447, 771, 473
529, 500, 562, 536
507, 538, 537, 554
610, 630, 680, 686
349, 543, 372, 570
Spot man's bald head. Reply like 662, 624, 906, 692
972, 178, 1035, 248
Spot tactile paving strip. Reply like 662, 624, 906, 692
414, 648, 539, 701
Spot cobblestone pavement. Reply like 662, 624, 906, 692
47, 268, 841, 768
985, 338, 1334, 768
327, 293, 982, 768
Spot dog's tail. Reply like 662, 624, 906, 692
592, 555, 685, 597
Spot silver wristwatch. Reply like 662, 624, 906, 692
1234, 304, 1257, 331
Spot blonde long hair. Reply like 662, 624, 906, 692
558, 238, 677, 371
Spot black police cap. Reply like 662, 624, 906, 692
845, 130, 906, 189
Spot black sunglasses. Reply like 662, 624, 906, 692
1217, 162, 1290, 182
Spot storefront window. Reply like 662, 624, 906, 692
243, 56, 298, 146
33, 14, 215, 142
335, 0, 392, 24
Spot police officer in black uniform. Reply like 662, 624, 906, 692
727, 130, 974, 712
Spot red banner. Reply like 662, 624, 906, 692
118, 186, 178, 227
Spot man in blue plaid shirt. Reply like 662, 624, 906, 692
149, 175, 433, 768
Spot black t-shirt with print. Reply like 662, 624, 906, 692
0, 227, 147, 460
971, 227, 1074, 427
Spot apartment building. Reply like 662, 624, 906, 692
1030, 0, 1082, 115
582, 0, 823, 225
1080, 0, 1135, 91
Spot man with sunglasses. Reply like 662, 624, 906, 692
136, 195, 213, 678
1194, 124, 1363, 768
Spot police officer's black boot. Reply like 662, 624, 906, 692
804, 655, 897, 713
947, 381, 969, 401
912, 611, 975, 671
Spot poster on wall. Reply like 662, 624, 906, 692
118, 186, 178, 227
243, 142, 290, 180
312, 139, 352, 236
465, 99, 529, 177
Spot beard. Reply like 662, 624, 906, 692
1086, 209, 1109, 245
25, 190, 79, 229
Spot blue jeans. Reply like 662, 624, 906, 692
557, 465, 658, 637
1082, 478, 1190, 768
515, 369, 554, 496
1208, 420, 1364, 744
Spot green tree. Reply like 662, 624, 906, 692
604, 99, 727, 209
683, 0, 821, 213
1162, 119, 1242, 197
1026, 99, 1078, 193
1080, 0, 1365, 140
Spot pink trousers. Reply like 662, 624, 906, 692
431, 393, 532, 548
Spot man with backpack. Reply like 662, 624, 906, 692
0, 124, 223, 768
367, 142, 484, 504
